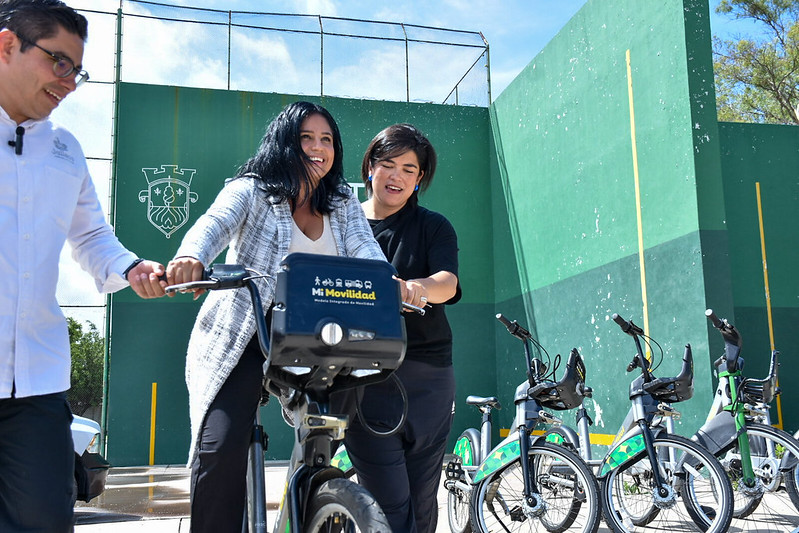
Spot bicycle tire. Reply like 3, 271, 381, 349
470, 440, 600, 533
448, 429, 479, 533
600, 433, 733, 533
303, 478, 391, 532
786, 463, 799, 511
716, 423, 799, 531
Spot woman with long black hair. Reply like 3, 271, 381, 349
166, 101, 385, 532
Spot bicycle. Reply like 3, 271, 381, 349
443, 313, 601, 533
689, 309, 799, 530
167, 253, 418, 533
592, 313, 734, 533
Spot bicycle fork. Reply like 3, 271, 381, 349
518, 426, 548, 518
722, 370, 757, 490
246, 415, 269, 533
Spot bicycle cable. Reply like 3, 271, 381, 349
638, 332, 665, 372
354, 373, 409, 438
528, 335, 560, 382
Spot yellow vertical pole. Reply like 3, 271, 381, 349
626, 49, 651, 342
149, 382, 157, 465
755, 183, 783, 429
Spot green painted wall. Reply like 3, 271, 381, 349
106, 0, 799, 466
718, 122, 799, 432
488, 0, 727, 438
108, 84, 494, 465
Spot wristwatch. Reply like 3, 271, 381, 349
123, 258, 144, 280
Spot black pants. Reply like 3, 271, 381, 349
190, 341, 264, 533
0, 391, 74, 532
344, 359, 455, 533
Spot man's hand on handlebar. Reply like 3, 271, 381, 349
166, 257, 207, 299
127, 259, 169, 299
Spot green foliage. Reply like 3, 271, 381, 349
714, 0, 799, 124
67, 317, 105, 417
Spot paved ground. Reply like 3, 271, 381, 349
74, 464, 799, 532
73, 463, 452, 532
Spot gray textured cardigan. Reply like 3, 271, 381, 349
174, 177, 385, 465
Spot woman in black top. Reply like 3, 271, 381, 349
344, 123, 461, 533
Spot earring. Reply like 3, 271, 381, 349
368, 175, 373, 181
414, 184, 419, 191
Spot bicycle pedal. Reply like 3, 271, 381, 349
445, 461, 464, 480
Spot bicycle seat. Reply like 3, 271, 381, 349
642, 344, 694, 403
466, 396, 501, 409
267, 253, 406, 392
527, 348, 588, 410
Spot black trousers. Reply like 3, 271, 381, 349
0, 391, 74, 532
344, 359, 455, 533
190, 341, 264, 533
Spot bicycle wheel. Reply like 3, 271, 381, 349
470, 441, 600, 533
600, 434, 732, 533
786, 463, 799, 511
717, 423, 799, 531
304, 478, 390, 532
448, 430, 480, 533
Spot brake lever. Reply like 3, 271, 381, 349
402, 302, 426, 316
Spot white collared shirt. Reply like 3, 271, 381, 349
0, 106, 136, 399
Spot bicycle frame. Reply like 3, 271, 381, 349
693, 310, 789, 492
167, 255, 407, 533
453, 314, 589, 496
595, 319, 690, 482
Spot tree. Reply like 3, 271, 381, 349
67, 317, 105, 417
713, 0, 799, 124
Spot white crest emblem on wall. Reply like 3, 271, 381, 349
139, 165, 199, 238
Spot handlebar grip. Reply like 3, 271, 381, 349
705, 309, 723, 328
496, 313, 531, 340
612, 313, 644, 336
165, 264, 251, 294
496, 313, 512, 328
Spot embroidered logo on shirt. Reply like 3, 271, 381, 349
139, 165, 199, 238
52, 137, 74, 163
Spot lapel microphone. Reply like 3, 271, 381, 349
8, 126, 24, 155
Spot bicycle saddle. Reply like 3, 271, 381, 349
527, 348, 588, 410
466, 396, 501, 409
642, 344, 694, 403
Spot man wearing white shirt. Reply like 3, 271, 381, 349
0, 1, 167, 530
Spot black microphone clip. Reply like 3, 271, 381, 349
8, 126, 24, 155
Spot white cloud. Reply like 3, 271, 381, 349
300, 0, 339, 17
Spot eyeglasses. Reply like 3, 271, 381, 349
16, 33, 89, 87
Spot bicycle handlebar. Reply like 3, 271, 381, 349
705, 309, 723, 329
612, 313, 644, 337
496, 313, 531, 340
611, 313, 647, 373
166, 265, 425, 315
705, 308, 742, 374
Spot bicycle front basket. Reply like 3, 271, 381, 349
642, 344, 694, 403
267, 253, 406, 389
528, 348, 588, 411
